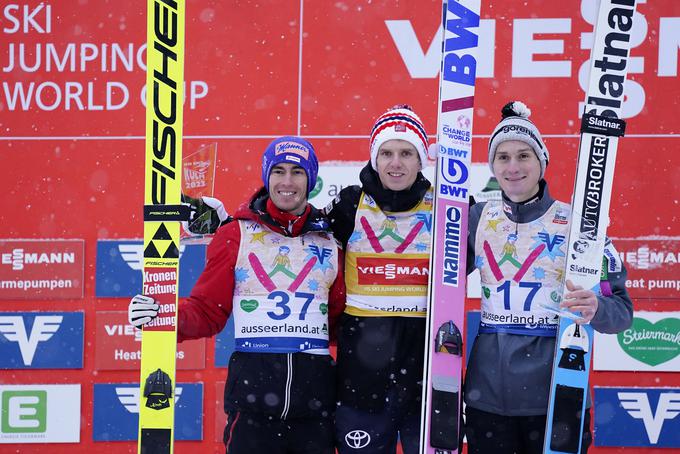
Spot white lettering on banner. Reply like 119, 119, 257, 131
104, 324, 142, 341
1, 249, 75, 271
579, 0, 647, 118
658, 18, 680, 77
512, 18, 572, 77
112, 349, 183, 360
0, 278, 74, 290
619, 247, 680, 269
618, 392, 680, 444
143, 270, 177, 282
2, 4, 51, 34
385, 0, 680, 120
0, 316, 62, 366
2, 43, 147, 73
385, 19, 495, 78
357, 264, 428, 280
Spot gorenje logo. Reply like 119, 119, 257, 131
619, 392, 680, 444
1, 249, 76, 271
0, 316, 62, 366
1, 390, 46, 434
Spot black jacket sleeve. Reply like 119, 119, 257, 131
323, 185, 362, 249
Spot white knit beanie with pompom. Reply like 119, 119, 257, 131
488, 101, 549, 178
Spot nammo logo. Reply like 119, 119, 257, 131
118, 243, 186, 271
1, 390, 47, 433
345, 429, 371, 449
619, 392, 680, 444
0, 315, 62, 365
115, 386, 183, 414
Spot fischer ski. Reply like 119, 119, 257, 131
542, 1, 637, 453
138, 1, 187, 453
419, 1, 481, 453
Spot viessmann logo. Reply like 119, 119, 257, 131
619, 246, 680, 270
356, 257, 428, 286
1, 249, 75, 271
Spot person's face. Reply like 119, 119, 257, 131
492, 140, 541, 203
268, 163, 308, 215
376, 139, 421, 191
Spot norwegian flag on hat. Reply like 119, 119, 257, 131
369, 104, 429, 171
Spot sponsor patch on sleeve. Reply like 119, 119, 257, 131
603, 241, 622, 273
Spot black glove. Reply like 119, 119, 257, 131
181, 194, 229, 235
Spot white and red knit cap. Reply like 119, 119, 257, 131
369, 105, 429, 171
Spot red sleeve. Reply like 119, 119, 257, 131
177, 222, 240, 342
327, 246, 346, 344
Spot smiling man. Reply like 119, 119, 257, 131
324, 105, 434, 453
463, 101, 632, 454
129, 136, 346, 454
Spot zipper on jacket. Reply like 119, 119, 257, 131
280, 353, 293, 419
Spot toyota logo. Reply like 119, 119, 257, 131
345, 430, 371, 449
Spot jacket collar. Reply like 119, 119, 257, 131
359, 161, 431, 212
234, 187, 331, 237
500, 180, 554, 223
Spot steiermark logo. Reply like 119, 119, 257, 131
1, 390, 47, 433
618, 317, 680, 366
309, 176, 323, 200
240, 299, 258, 313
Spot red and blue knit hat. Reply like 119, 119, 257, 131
369, 105, 429, 170
261, 136, 319, 195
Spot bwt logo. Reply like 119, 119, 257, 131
344, 429, 371, 449
115, 386, 183, 414
0, 315, 62, 365
118, 243, 186, 271
619, 392, 680, 444
1, 248, 75, 271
